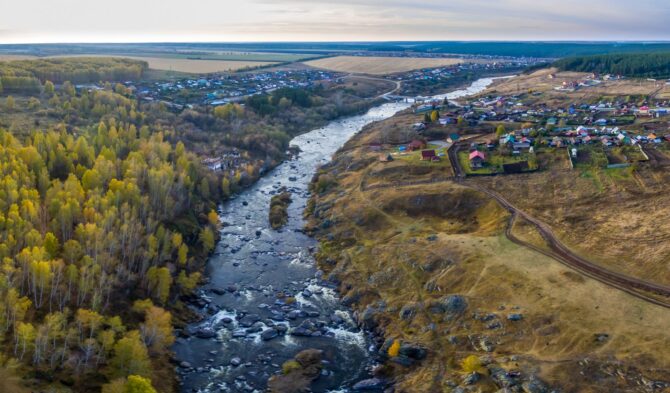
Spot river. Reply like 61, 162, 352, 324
173, 77, 502, 393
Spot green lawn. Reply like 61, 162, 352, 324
459, 150, 537, 175
574, 145, 609, 169
458, 151, 497, 174
394, 147, 451, 167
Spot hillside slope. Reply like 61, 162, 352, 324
305, 109, 670, 392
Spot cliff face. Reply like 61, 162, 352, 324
305, 111, 670, 392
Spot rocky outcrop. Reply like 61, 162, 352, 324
267, 349, 324, 393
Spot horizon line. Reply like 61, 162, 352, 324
3, 39, 670, 46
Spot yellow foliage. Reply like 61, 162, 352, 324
388, 339, 401, 357
207, 210, 219, 227
281, 360, 302, 375
461, 355, 486, 374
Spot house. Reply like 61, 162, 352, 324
439, 117, 457, 125
513, 141, 531, 150
409, 140, 427, 151
421, 150, 437, 161
412, 123, 426, 131
500, 134, 515, 145
469, 151, 486, 168
447, 133, 460, 143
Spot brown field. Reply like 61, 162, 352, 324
305, 55, 467, 75
122, 56, 275, 73
46, 54, 275, 73
482, 68, 665, 105
0, 55, 37, 61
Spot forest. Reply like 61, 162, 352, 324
0, 63, 225, 393
554, 52, 670, 78
0, 58, 147, 93
0, 56, 385, 392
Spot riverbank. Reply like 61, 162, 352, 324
304, 79, 670, 392
171, 77, 507, 393
172, 96, 417, 393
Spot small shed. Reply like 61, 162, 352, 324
421, 150, 437, 161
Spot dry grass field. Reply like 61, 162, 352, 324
47, 55, 275, 73
305, 55, 466, 75
0, 54, 275, 73
482, 68, 665, 105
124, 56, 275, 73
472, 165, 670, 286
0, 55, 37, 61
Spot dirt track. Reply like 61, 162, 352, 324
446, 143, 670, 308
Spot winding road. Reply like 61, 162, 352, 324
447, 141, 670, 308
358, 139, 670, 308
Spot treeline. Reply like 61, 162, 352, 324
0, 58, 147, 93
554, 52, 670, 78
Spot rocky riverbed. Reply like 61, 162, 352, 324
173, 78, 502, 393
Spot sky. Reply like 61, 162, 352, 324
1, 0, 670, 44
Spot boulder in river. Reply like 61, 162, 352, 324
194, 328, 217, 339
353, 378, 387, 391
211, 287, 227, 295
261, 328, 279, 341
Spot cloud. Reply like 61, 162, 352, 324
1, 0, 669, 43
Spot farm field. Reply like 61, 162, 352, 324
304, 55, 467, 75
482, 68, 664, 105
161, 51, 317, 62
47, 54, 276, 73
0, 54, 37, 61
113, 56, 276, 73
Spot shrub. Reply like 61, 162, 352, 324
282, 360, 302, 375
461, 355, 486, 374
387, 340, 401, 357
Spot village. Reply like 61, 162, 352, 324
128, 68, 342, 108
375, 79, 670, 176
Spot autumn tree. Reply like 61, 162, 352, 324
43, 81, 55, 96
496, 124, 506, 138
110, 330, 151, 378
139, 305, 174, 353
103, 375, 157, 393
5, 96, 15, 111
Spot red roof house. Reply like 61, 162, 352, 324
409, 140, 427, 151
469, 151, 486, 168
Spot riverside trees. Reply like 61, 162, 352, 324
0, 94, 219, 390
